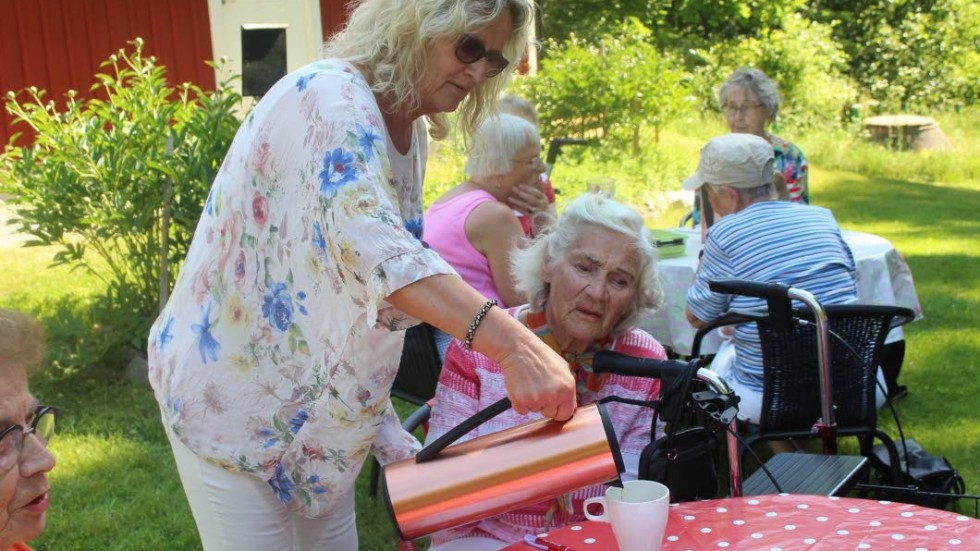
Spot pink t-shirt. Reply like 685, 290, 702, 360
423, 189, 508, 306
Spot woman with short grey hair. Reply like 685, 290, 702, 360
718, 67, 809, 204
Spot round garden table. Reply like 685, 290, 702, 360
502, 493, 978, 550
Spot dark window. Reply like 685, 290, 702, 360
242, 25, 288, 98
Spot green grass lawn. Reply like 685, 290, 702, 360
5, 119, 978, 550
812, 168, 980, 492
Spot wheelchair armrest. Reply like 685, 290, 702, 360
401, 401, 433, 433
889, 306, 916, 330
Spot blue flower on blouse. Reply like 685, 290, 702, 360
289, 409, 309, 434
260, 427, 278, 449
203, 187, 216, 216
297, 291, 308, 316
262, 282, 294, 332
357, 124, 381, 161
296, 73, 318, 92
404, 217, 423, 240
268, 463, 295, 504
319, 148, 358, 197
191, 303, 220, 364
157, 313, 174, 352
312, 222, 327, 252
166, 395, 181, 416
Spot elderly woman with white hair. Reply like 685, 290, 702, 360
424, 112, 550, 360
719, 67, 809, 204
424, 193, 668, 550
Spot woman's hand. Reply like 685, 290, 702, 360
508, 182, 556, 236
496, 334, 577, 421
507, 182, 549, 217
388, 275, 577, 421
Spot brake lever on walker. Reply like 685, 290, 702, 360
692, 390, 740, 425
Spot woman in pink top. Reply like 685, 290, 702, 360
424, 113, 550, 359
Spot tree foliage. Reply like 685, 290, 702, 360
0, 39, 242, 355
689, 13, 854, 130
538, 0, 977, 112
806, 0, 978, 110
540, 0, 803, 48
516, 18, 691, 155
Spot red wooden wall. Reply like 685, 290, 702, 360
320, 0, 353, 42
0, 0, 215, 147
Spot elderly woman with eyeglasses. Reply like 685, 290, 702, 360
147, 1, 578, 549
424, 113, 551, 360
720, 67, 809, 204
424, 193, 667, 550
0, 309, 57, 551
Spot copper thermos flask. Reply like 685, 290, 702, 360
382, 397, 624, 541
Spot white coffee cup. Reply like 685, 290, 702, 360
583, 480, 670, 551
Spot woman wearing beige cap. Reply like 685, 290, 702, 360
683, 133, 862, 428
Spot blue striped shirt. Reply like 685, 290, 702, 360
686, 201, 857, 391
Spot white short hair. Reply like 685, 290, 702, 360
510, 193, 664, 335
465, 113, 541, 178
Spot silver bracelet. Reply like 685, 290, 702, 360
464, 299, 498, 350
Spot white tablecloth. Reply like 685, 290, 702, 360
640, 229, 923, 356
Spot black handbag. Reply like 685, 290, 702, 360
596, 355, 735, 503
635, 358, 723, 503
639, 426, 719, 503
872, 439, 967, 511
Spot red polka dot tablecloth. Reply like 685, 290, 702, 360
503, 493, 979, 550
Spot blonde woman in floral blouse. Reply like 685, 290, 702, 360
146, 1, 576, 549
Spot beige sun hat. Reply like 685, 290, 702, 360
683, 133, 775, 190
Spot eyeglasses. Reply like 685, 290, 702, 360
724, 103, 764, 117
455, 35, 510, 78
0, 406, 59, 472
516, 155, 545, 169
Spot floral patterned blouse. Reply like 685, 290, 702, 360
147, 59, 455, 517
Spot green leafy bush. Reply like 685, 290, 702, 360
688, 13, 855, 132
516, 18, 692, 156
0, 38, 242, 360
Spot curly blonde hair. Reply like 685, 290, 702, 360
324, 0, 535, 141
0, 309, 46, 373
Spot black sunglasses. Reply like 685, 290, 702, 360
455, 35, 510, 78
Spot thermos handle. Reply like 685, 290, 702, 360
415, 397, 512, 463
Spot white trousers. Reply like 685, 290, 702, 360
165, 422, 358, 550
711, 338, 888, 425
